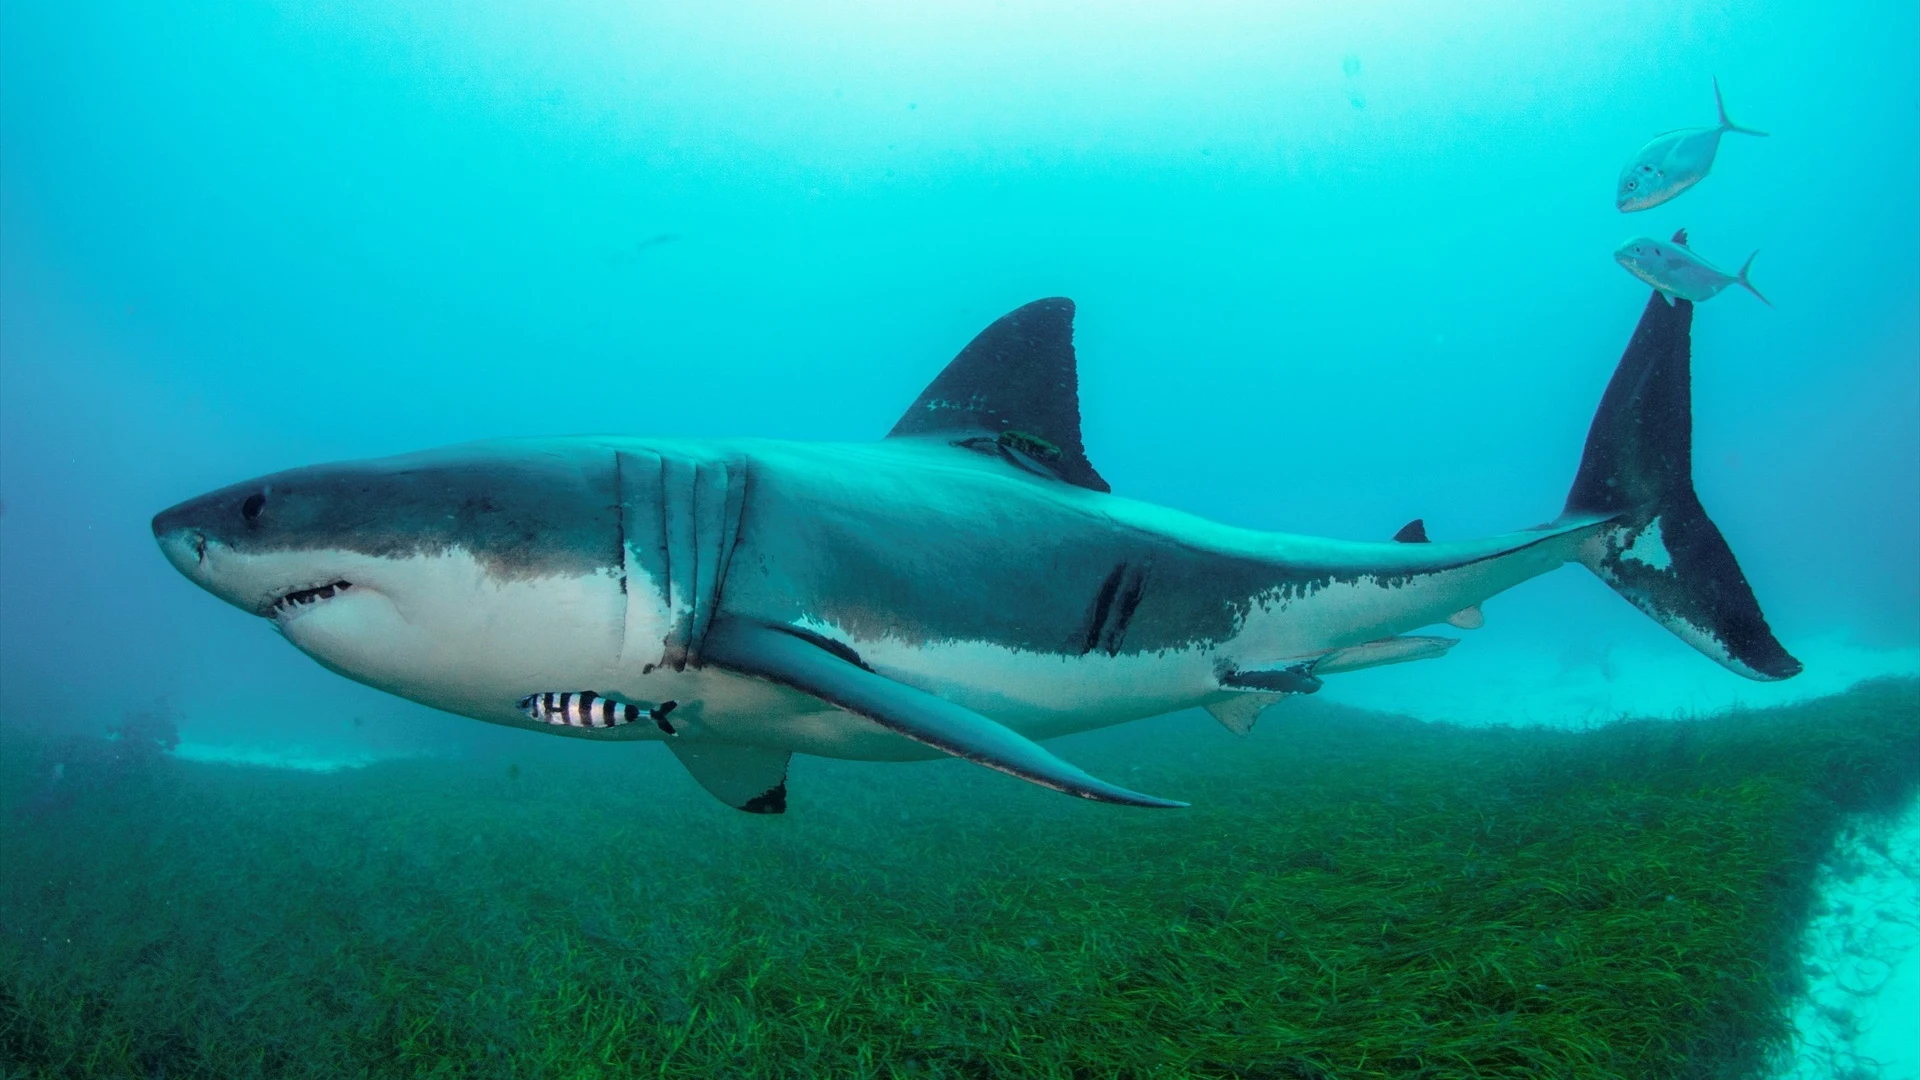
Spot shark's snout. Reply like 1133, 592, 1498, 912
152, 499, 213, 579
150, 487, 280, 612
154, 525, 206, 578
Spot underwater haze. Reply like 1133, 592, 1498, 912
3, 1, 1918, 1077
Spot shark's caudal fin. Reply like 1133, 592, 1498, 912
887, 298, 1110, 492
1563, 292, 1799, 681
1713, 77, 1769, 137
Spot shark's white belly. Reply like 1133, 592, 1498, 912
275, 550, 1219, 760
266, 534, 1575, 764
275, 549, 636, 726
262, 548, 932, 761
1222, 537, 1579, 663
810, 623, 1221, 738
620, 630, 1222, 761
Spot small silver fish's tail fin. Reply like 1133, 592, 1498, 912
1713, 77, 1769, 136
1562, 290, 1799, 681
1736, 250, 1772, 306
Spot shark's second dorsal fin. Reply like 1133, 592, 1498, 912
887, 298, 1110, 492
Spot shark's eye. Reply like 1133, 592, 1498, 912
241, 493, 266, 522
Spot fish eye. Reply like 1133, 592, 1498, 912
241, 492, 266, 522
1625, 179, 1637, 189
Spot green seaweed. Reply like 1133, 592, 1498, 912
1, 680, 1915, 1079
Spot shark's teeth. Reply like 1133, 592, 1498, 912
270, 581, 352, 619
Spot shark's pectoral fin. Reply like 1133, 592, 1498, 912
667, 742, 790, 814
701, 619, 1186, 809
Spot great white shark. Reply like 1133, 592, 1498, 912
153, 292, 1799, 812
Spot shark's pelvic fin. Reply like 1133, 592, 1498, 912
701, 619, 1185, 808
1205, 694, 1284, 736
1446, 605, 1484, 630
886, 298, 1110, 493
667, 741, 790, 814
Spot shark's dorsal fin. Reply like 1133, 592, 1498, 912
887, 298, 1110, 493
1393, 518, 1430, 543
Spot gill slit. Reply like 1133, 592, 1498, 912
613, 450, 629, 665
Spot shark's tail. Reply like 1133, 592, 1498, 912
1713, 77, 1769, 137
1562, 291, 1800, 680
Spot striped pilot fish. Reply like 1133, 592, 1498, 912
519, 691, 679, 735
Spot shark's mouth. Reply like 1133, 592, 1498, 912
269, 580, 354, 620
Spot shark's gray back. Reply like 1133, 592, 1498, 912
718, 438, 1284, 657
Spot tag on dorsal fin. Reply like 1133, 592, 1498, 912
887, 298, 1109, 492
1671, 228, 1689, 245
1393, 518, 1429, 543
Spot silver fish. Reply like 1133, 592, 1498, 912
1615, 229, 1769, 305
1616, 79, 1767, 212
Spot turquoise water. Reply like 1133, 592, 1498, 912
2, 2, 1917, 1075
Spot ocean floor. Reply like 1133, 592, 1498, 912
2, 679, 1915, 1078
1330, 630, 1920, 729
1774, 797, 1920, 1080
